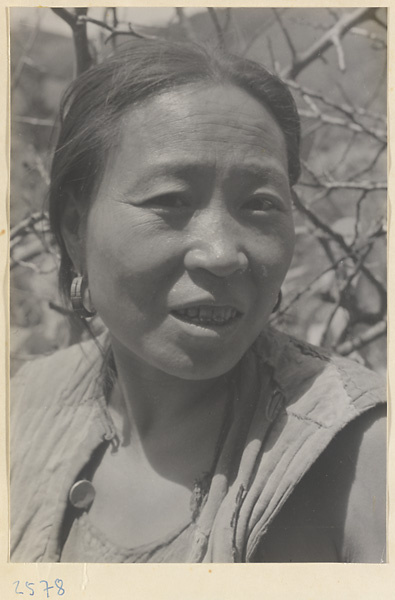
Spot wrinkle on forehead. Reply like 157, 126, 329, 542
122, 83, 287, 150
102, 83, 290, 194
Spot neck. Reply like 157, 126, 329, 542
108, 338, 232, 447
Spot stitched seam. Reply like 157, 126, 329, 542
285, 410, 326, 428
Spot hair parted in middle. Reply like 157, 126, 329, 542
48, 38, 301, 298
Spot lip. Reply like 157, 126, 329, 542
169, 304, 243, 337
169, 298, 245, 313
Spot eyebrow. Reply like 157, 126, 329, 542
135, 159, 289, 183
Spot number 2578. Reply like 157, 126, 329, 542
13, 580, 65, 597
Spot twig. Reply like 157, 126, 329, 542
11, 23, 41, 90
175, 8, 196, 40
350, 26, 387, 48
51, 8, 76, 29
276, 235, 378, 318
286, 79, 386, 124
297, 108, 386, 143
351, 144, 386, 180
373, 14, 387, 29
281, 7, 377, 79
299, 179, 387, 192
331, 32, 346, 71
335, 320, 386, 355
292, 190, 387, 312
77, 15, 113, 33
51, 8, 92, 74
10, 212, 49, 242
272, 8, 297, 62
353, 191, 369, 244
13, 116, 55, 128
266, 36, 277, 73
320, 246, 370, 346
207, 8, 225, 49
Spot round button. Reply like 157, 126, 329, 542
69, 479, 96, 509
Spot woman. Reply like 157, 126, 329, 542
11, 39, 386, 563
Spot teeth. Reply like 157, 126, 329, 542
174, 306, 239, 325
199, 307, 212, 320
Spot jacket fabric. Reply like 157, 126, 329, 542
10, 328, 386, 562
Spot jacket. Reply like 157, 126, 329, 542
10, 327, 386, 562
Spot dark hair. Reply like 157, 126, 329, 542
49, 39, 301, 298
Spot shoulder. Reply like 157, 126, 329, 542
11, 334, 107, 451
255, 403, 386, 562
11, 333, 107, 403
255, 327, 386, 416
252, 328, 386, 562
326, 403, 386, 561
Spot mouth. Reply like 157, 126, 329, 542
170, 305, 242, 327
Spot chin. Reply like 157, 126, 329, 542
156, 351, 245, 381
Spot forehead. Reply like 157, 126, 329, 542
106, 84, 289, 182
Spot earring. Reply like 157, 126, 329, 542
70, 275, 96, 318
271, 290, 282, 313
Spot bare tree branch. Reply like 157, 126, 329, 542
175, 8, 196, 40
272, 9, 297, 62
373, 14, 387, 29
297, 108, 386, 143
281, 7, 377, 79
292, 190, 387, 313
11, 21, 41, 90
207, 8, 225, 48
13, 116, 54, 127
51, 8, 92, 74
320, 246, 370, 345
286, 79, 386, 124
51, 8, 76, 29
331, 32, 346, 71
335, 320, 386, 355
299, 179, 386, 192
351, 145, 386, 179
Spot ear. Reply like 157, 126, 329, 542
60, 193, 87, 275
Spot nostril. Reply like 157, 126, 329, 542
184, 247, 249, 277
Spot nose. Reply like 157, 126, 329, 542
183, 209, 249, 277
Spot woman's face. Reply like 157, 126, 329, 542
83, 84, 295, 380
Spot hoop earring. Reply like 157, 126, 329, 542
271, 290, 282, 313
70, 276, 96, 318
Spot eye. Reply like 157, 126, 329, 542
145, 194, 189, 209
242, 195, 279, 212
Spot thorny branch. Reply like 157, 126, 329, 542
319, 245, 371, 346
76, 15, 157, 42
297, 108, 386, 143
285, 79, 386, 124
291, 191, 386, 317
299, 179, 387, 192
281, 7, 378, 79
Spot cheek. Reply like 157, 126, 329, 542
84, 206, 181, 312
251, 217, 295, 278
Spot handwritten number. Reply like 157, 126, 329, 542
40, 581, 54, 599
25, 582, 34, 596
13, 579, 64, 597
13, 581, 23, 595
55, 580, 65, 596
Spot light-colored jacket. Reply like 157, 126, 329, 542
10, 328, 386, 562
